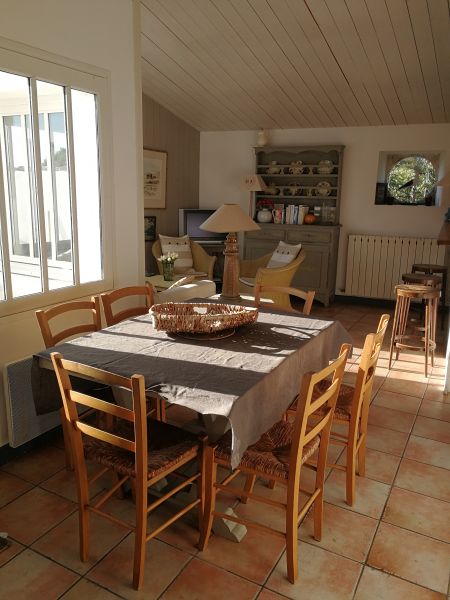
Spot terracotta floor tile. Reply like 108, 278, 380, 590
368, 522, 450, 593
152, 505, 202, 555
395, 458, 450, 501
372, 389, 421, 413
299, 502, 378, 562
419, 400, 450, 422
424, 385, 449, 403
0, 487, 76, 545
412, 416, 450, 444
1, 445, 66, 484
0, 549, 78, 600
383, 486, 450, 543
60, 578, 121, 599
199, 524, 284, 584
381, 377, 427, 398
266, 542, 362, 600
337, 448, 401, 485
354, 566, 445, 600
32, 504, 129, 574
404, 435, 450, 470
258, 590, 289, 600
368, 405, 415, 433
160, 558, 260, 600
40, 461, 112, 503
323, 470, 390, 519
0, 471, 33, 508
0, 538, 24, 567
366, 425, 409, 456
88, 535, 191, 599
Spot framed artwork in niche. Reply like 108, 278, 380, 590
144, 215, 156, 241
143, 149, 167, 208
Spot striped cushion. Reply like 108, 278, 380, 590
266, 241, 302, 269
159, 235, 194, 274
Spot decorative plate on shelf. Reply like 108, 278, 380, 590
288, 160, 304, 175
267, 161, 283, 175
316, 181, 332, 196
317, 160, 334, 174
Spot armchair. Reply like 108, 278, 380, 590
239, 249, 306, 309
152, 239, 216, 280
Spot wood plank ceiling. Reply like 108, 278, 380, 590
140, 0, 450, 131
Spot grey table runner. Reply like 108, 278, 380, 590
33, 309, 351, 467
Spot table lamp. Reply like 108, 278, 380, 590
242, 174, 267, 216
200, 203, 260, 302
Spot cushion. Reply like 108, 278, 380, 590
266, 241, 302, 269
167, 275, 196, 289
159, 235, 193, 274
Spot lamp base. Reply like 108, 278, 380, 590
218, 294, 242, 304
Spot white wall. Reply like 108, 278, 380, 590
0, 0, 142, 446
199, 123, 450, 292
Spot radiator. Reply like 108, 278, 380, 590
3, 357, 60, 447
345, 235, 446, 300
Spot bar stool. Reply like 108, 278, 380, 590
388, 284, 440, 377
403, 272, 443, 329
412, 263, 447, 306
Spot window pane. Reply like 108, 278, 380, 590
36, 80, 74, 290
0, 70, 42, 297
72, 89, 102, 283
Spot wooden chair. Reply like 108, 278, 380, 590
36, 298, 101, 348
100, 283, 155, 327
36, 298, 102, 469
198, 344, 350, 584
100, 284, 165, 421
50, 352, 206, 590
287, 314, 390, 506
239, 250, 306, 310
254, 283, 315, 315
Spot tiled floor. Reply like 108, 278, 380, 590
1, 301, 449, 599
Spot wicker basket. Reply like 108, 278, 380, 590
150, 302, 258, 334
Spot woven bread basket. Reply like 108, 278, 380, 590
150, 302, 258, 334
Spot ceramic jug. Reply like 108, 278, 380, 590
272, 208, 284, 224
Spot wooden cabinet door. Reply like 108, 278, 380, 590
293, 243, 329, 291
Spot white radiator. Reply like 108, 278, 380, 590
345, 235, 446, 300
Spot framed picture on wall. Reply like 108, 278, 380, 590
143, 149, 167, 208
144, 215, 156, 241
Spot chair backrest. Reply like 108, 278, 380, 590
289, 343, 351, 483
255, 250, 306, 309
351, 313, 390, 426
36, 298, 101, 348
50, 352, 147, 482
254, 284, 315, 315
100, 283, 155, 327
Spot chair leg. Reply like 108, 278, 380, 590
198, 446, 217, 551
286, 482, 299, 583
346, 443, 356, 507
60, 408, 74, 471
241, 474, 256, 504
357, 432, 367, 478
132, 477, 148, 590
75, 462, 90, 562
197, 441, 206, 531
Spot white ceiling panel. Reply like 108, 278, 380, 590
140, 0, 450, 131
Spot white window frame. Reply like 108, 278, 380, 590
0, 37, 113, 318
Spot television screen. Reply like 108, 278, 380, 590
179, 209, 226, 243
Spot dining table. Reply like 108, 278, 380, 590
32, 302, 352, 469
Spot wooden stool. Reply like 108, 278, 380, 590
412, 264, 447, 327
389, 284, 440, 377
404, 270, 444, 329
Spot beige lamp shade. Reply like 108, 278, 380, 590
242, 174, 267, 192
437, 173, 450, 187
200, 203, 260, 233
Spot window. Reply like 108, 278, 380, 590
375, 153, 439, 206
0, 45, 111, 314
